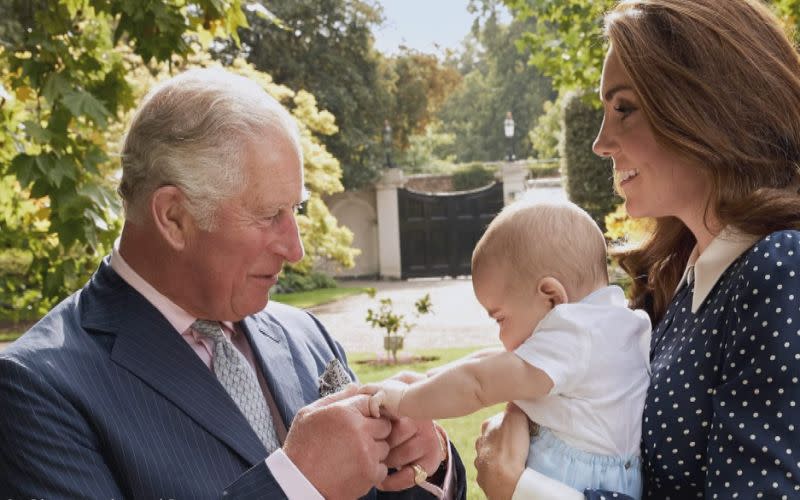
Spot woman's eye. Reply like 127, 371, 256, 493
614, 103, 636, 118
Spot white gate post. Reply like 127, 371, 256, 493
376, 169, 405, 279
501, 162, 528, 205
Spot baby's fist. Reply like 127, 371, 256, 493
360, 380, 408, 418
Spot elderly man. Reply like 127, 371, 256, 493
0, 68, 465, 499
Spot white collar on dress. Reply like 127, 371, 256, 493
675, 227, 760, 313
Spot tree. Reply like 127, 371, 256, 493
223, 0, 391, 189
0, 0, 356, 317
504, 0, 800, 98
381, 49, 462, 152
436, 9, 554, 163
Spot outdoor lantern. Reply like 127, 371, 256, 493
504, 111, 515, 161
383, 119, 394, 168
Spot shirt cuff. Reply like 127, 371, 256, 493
511, 468, 584, 500
437, 425, 455, 500
264, 448, 324, 500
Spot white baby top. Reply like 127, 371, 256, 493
513, 285, 651, 457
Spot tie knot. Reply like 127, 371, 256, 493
192, 319, 225, 342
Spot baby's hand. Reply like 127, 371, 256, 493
359, 379, 408, 418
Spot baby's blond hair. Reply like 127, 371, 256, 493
472, 199, 609, 301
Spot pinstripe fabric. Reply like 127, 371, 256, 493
0, 258, 466, 499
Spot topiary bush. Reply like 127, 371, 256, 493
452, 163, 497, 191
560, 92, 621, 231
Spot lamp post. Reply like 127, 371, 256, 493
383, 119, 394, 168
504, 111, 515, 161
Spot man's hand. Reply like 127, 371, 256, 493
283, 384, 392, 500
377, 371, 449, 492
474, 403, 529, 500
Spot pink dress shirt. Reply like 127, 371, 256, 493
110, 249, 322, 499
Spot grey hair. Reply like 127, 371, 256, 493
119, 67, 302, 229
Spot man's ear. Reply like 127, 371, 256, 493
537, 277, 569, 308
150, 185, 193, 251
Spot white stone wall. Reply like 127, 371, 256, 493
321, 190, 380, 278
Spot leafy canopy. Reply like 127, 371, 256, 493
0, 0, 355, 316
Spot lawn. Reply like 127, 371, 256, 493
350, 346, 502, 500
271, 286, 369, 309
0, 331, 23, 342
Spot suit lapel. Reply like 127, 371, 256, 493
240, 315, 308, 427
80, 260, 267, 465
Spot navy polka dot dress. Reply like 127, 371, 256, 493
586, 230, 800, 499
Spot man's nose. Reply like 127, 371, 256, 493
275, 211, 305, 263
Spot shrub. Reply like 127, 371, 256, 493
604, 204, 654, 246
452, 163, 497, 191
560, 92, 621, 231
274, 268, 338, 294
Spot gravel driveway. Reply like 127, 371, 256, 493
309, 277, 500, 354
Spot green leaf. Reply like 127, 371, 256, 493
84, 207, 109, 232
42, 73, 71, 104
47, 156, 79, 189
22, 121, 54, 143
10, 154, 37, 188
83, 146, 109, 176
61, 89, 110, 126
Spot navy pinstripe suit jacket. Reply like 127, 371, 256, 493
0, 259, 466, 499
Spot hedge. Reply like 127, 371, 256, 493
560, 92, 621, 231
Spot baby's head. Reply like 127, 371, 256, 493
471, 199, 608, 350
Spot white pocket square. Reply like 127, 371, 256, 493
318, 359, 352, 397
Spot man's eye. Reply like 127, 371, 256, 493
262, 210, 280, 222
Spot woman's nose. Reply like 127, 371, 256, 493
592, 117, 617, 159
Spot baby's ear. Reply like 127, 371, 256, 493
537, 277, 568, 308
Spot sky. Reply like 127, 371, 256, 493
373, 0, 501, 55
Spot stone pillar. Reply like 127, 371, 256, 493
501, 161, 528, 205
375, 169, 405, 279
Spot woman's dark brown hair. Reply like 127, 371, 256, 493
604, 0, 800, 323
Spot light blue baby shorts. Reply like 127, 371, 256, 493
525, 427, 643, 499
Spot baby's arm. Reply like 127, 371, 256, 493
425, 346, 504, 378
363, 352, 554, 419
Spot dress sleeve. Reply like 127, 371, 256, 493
706, 231, 800, 497
513, 310, 591, 395
510, 468, 634, 500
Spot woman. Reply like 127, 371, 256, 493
475, 0, 800, 498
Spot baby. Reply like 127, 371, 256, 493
362, 199, 651, 499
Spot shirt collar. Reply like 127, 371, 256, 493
110, 242, 236, 335
675, 227, 760, 313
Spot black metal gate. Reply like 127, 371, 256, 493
398, 182, 504, 278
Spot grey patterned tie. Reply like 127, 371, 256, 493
192, 319, 279, 452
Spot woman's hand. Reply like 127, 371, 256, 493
474, 403, 529, 500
